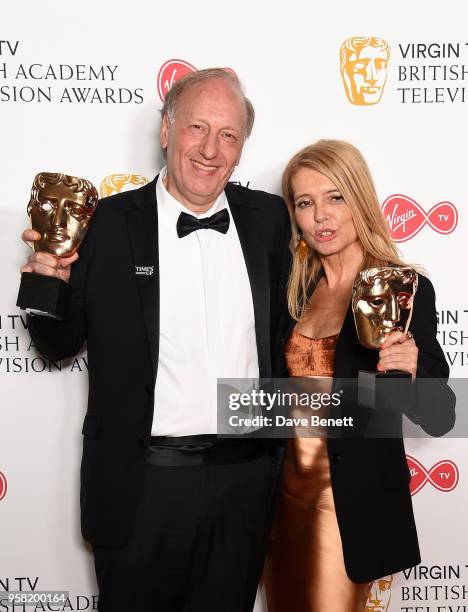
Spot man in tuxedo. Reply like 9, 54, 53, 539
21, 68, 290, 611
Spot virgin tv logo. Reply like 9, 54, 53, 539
157, 59, 196, 101
382, 194, 458, 242
406, 455, 459, 496
0, 471, 7, 501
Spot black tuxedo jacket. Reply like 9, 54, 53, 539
277, 273, 455, 582
27, 177, 291, 547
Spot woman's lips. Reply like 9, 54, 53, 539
314, 229, 336, 243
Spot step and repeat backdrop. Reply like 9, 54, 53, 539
1, 1, 466, 610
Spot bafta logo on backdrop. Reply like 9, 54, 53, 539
100, 173, 149, 198
365, 575, 393, 611
340, 37, 390, 105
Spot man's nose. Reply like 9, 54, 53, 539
199, 131, 218, 159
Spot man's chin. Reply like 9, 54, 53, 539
186, 181, 224, 203
189, 192, 221, 208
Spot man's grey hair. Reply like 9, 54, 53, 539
160, 67, 255, 138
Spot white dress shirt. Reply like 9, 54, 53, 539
152, 169, 259, 436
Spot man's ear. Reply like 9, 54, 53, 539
160, 113, 170, 150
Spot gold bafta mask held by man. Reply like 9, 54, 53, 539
28, 172, 98, 258
352, 266, 418, 349
340, 37, 390, 106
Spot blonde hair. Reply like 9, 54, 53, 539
282, 139, 409, 321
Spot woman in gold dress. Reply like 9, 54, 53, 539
263, 140, 454, 612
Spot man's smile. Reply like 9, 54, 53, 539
190, 159, 219, 174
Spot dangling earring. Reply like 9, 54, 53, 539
296, 233, 309, 263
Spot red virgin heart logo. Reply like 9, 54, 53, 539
406, 455, 459, 496
157, 59, 197, 101
381, 194, 458, 242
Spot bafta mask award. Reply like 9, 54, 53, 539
352, 266, 418, 411
16, 172, 98, 319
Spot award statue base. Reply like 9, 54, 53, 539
16, 271, 71, 320
358, 370, 412, 411
358, 370, 412, 438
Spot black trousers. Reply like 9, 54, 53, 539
93, 450, 273, 612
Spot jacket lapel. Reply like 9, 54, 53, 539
126, 177, 159, 384
334, 303, 379, 377
226, 185, 271, 378
125, 179, 274, 383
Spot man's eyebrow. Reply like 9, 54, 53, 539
220, 125, 242, 133
188, 119, 241, 133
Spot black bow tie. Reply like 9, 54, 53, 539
176, 208, 230, 238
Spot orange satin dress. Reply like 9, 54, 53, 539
263, 329, 372, 612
